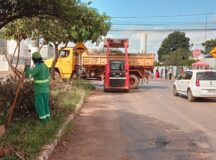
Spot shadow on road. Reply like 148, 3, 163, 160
138, 85, 168, 90
49, 90, 216, 160
177, 94, 216, 103
116, 110, 214, 160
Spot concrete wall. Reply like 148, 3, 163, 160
202, 58, 216, 69
7, 40, 30, 57
0, 40, 9, 71
7, 40, 55, 58
40, 46, 55, 58
0, 39, 6, 48
0, 55, 9, 71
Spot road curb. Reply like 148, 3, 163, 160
37, 92, 86, 160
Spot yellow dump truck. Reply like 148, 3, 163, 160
44, 48, 155, 88
44, 48, 77, 79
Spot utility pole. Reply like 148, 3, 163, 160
140, 32, 148, 53
144, 33, 147, 54
140, 32, 144, 53
204, 10, 207, 42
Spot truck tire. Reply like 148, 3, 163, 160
129, 74, 139, 89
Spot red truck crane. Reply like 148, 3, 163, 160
104, 38, 130, 92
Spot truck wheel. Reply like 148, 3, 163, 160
129, 74, 139, 89
124, 89, 130, 93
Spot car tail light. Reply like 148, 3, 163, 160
196, 79, 200, 87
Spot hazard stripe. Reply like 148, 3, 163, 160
39, 115, 47, 119
34, 79, 49, 84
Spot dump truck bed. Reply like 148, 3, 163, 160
82, 52, 155, 67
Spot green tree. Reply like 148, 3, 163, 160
39, 3, 111, 79
161, 48, 191, 66
202, 39, 216, 54
2, 2, 111, 79
179, 59, 196, 66
1, 19, 35, 78
0, 0, 76, 29
158, 31, 190, 61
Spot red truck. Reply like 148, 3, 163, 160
81, 46, 155, 89
104, 38, 130, 92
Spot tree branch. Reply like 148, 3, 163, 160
11, 38, 22, 64
14, 39, 21, 70
39, 42, 45, 52
59, 41, 69, 52
3, 50, 21, 78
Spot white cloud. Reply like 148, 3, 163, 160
85, 29, 216, 59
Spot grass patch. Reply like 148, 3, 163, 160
0, 80, 94, 159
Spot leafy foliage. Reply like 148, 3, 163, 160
0, 79, 94, 159
179, 59, 196, 66
0, 0, 76, 29
36, 3, 111, 79
2, 1, 111, 80
161, 48, 192, 66
0, 77, 61, 124
0, 77, 36, 124
202, 39, 216, 54
158, 31, 190, 61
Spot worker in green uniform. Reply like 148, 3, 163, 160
25, 52, 51, 122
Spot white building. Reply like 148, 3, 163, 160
0, 39, 55, 71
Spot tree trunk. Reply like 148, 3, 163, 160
50, 42, 69, 80
39, 43, 45, 52
51, 44, 60, 80
10, 39, 21, 64
14, 39, 21, 70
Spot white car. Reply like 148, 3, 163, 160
173, 70, 216, 102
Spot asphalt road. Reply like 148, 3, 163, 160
49, 79, 216, 160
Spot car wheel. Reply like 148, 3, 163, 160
187, 89, 195, 102
173, 86, 178, 96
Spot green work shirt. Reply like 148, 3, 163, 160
25, 63, 50, 94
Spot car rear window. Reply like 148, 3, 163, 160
196, 72, 216, 80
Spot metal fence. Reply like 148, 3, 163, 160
153, 65, 215, 79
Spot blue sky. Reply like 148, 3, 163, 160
88, 0, 216, 56
91, 0, 216, 17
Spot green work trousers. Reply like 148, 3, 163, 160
35, 93, 51, 122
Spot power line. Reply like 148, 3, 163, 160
111, 20, 216, 23
111, 12, 216, 19
112, 23, 215, 26
110, 28, 216, 32
112, 21, 216, 25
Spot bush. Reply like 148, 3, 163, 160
0, 77, 36, 124
179, 59, 196, 66
0, 78, 94, 159
0, 78, 91, 124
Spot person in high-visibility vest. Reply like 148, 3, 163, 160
25, 52, 51, 122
